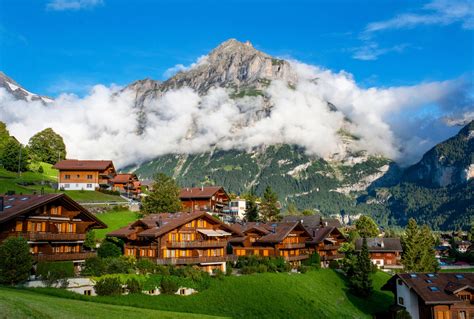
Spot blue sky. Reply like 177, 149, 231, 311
0, 0, 473, 97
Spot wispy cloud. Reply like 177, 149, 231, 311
364, 0, 473, 36
352, 42, 408, 61
163, 55, 209, 78
46, 0, 104, 11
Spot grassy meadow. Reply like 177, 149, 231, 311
25, 270, 393, 319
94, 209, 140, 239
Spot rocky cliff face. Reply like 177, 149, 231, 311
403, 121, 473, 187
0, 72, 53, 103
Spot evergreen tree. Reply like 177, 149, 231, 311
84, 231, 96, 250
286, 203, 299, 216
349, 238, 373, 297
259, 186, 280, 222
244, 191, 259, 222
355, 215, 379, 238
401, 218, 438, 272
0, 138, 28, 172
419, 225, 439, 272
0, 237, 33, 285
28, 128, 67, 164
0, 121, 10, 153
141, 173, 182, 215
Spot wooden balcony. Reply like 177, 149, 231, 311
155, 255, 228, 265
12, 232, 86, 241
33, 252, 96, 262
280, 242, 306, 249
321, 253, 344, 260
321, 244, 341, 250
283, 254, 309, 262
166, 240, 227, 249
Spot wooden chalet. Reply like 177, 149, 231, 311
0, 194, 106, 268
283, 215, 347, 267
229, 221, 312, 267
179, 186, 230, 214
382, 273, 474, 319
107, 211, 241, 273
355, 237, 402, 268
111, 173, 141, 197
53, 159, 116, 191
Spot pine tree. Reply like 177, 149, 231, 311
244, 192, 259, 222
418, 225, 439, 272
402, 218, 438, 272
141, 173, 182, 215
259, 186, 280, 222
0, 237, 33, 285
349, 238, 373, 297
0, 138, 28, 172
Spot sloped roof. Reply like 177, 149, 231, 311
282, 215, 322, 229
0, 194, 106, 228
107, 211, 242, 239
355, 237, 402, 252
257, 222, 312, 244
179, 186, 227, 199
111, 173, 136, 184
384, 273, 474, 304
310, 226, 342, 244
53, 159, 114, 171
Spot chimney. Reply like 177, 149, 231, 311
0, 196, 3, 212
380, 239, 384, 248
201, 185, 204, 191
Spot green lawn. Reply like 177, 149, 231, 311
27, 270, 393, 319
0, 287, 224, 319
440, 268, 474, 273
94, 209, 140, 239
63, 190, 127, 203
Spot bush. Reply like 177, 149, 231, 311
213, 269, 224, 280
38, 165, 44, 173
257, 264, 268, 273
105, 257, 133, 274
94, 277, 122, 296
136, 258, 156, 275
241, 266, 258, 274
37, 261, 74, 287
0, 237, 33, 285
126, 278, 143, 294
160, 277, 179, 294
98, 241, 121, 258
82, 257, 106, 276
225, 262, 233, 276
304, 252, 321, 269
329, 260, 340, 269
155, 265, 170, 276
298, 265, 309, 273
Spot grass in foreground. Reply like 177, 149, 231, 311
63, 190, 126, 203
0, 287, 225, 319
28, 270, 393, 319
94, 209, 140, 239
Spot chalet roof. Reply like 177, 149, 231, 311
324, 218, 342, 228
53, 159, 114, 171
111, 173, 137, 184
0, 194, 106, 228
179, 186, 227, 199
107, 211, 242, 239
282, 215, 322, 230
383, 273, 474, 305
309, 226, 343, 244
257, 222, 312, 244
232, 222, 271, 235
355, 237, 402, 252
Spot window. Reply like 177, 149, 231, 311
64, 184, 70, 188
455, 274, 465, 279
86, 184, 93, 188
87, 174, 93, 179
459, 294, 470, 301
459, 311, 466, 319
84, 290, 92, 296
428, 286, 440, 292
426, 279, 433, 283
397, 279, 403, 286
409, 274, 418, 278
76, 174, 80, 178
15, 221, 23, 232
398, 297, 404, 305
65, 174, 70, 180
427, 273, 436, 278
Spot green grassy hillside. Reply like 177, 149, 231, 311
0, 287, 223, 319
28, 270, 393, 319
94, 209, 139, 239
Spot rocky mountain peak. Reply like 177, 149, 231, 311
0, 71, 53, 103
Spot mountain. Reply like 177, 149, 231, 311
0, 72, 53, 104
364, 121, 473, 230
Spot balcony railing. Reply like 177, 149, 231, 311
280, 242, 306, 249
321, 245, 341, 250
10, 232, 86, 241
166, 240, 227, 249
321, 253, 344, 260
155, 255, 228, 265
34, 252, 96, 262
283, 254, 309, 262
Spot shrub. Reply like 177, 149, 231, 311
155, 265, 170, 276
37, 261, 74, 287
82, 257, 106, 276
160, 277, 179, 294
305, 252, 321, 269
257, 264, 268, 273
213, 269, 224, 280
84, 231, 96, 250
136, 258, 156, 274
0, 237, 33, 285
38, 165, 44, 173
241, 266, 258, 274
329, 260, 340, 269
298, 265, 309, 274
94, 277, 122, 296
105, 257, 133, 274
225, 262, 233, 276
98, 241, 121, 258
126, 278, 143, 294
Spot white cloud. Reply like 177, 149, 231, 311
0, 58, 471, 168
364, 0, 474, 35
352, 42, 408, 61
46, 0, 104, 11
163, 55, 209, 78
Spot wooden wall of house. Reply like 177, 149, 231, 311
59, 170, 100, 184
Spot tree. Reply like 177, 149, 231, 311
259, 186, 280, 222
286, 203, 299, 216
84, 231, 96, 250
28, 128, 66, 164
0, 137, 28, 172
401, 218, 438, 272
302, 209, 315, 216
141, 173, 182, 215
97, 241, 121, 258
0, 237, 33, 285
0, 121, 10, 153
355, 215, 379, 238
244, 191, 259, 222
349, 238, 373, 297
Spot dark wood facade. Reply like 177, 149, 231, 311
179, 187, 230, 214
0, 194, 106, 263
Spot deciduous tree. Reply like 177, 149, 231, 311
1, 138, 28, 172
355, 215, 379, 238
141, 173, 182, 214
28, 128, 66, 164
0, 237, 33, 285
